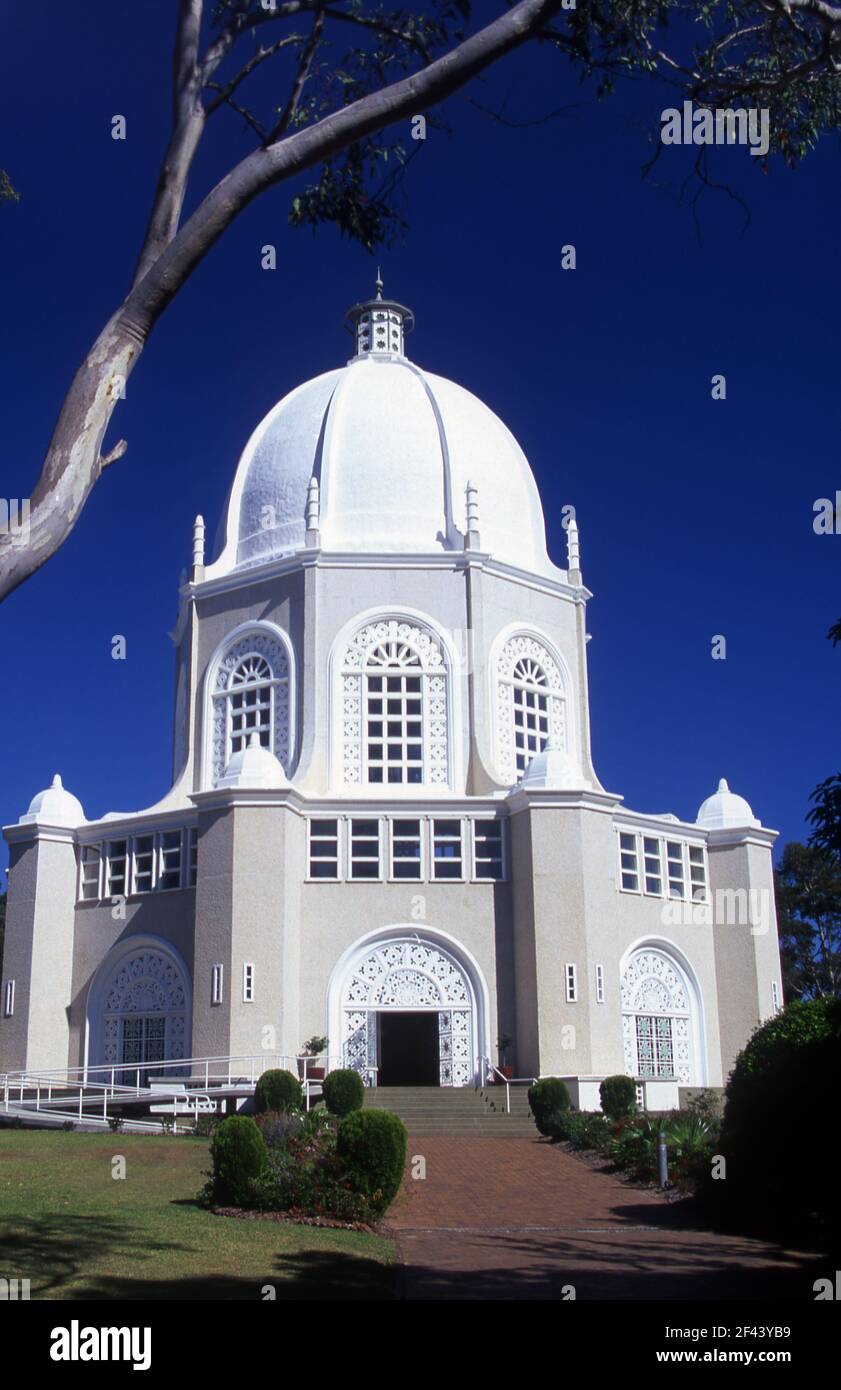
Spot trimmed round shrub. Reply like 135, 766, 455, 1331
527, 1077, 571, 1137
336, 1109, 407, 1215
322, 1068, 365, 1117
718, 997, 841, 1239
600, 1074, 637, 1120
254, 1068, 303, 1115
209, 1114, 267, 1206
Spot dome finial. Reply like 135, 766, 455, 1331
346, 279, 414, 359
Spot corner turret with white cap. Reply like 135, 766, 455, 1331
696, 777, 760, 829
19, 774, 85, 828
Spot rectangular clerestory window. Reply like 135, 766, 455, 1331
619, 832, 639, 892
432, 819, 463, 880
79, 845, 101, 901
105, 840, 128, 898
391, 819, 423, 879
473, 819, 505, 880
688, 845, 708, 902
349, 819, 381, 880
308, 819, 340, 879
158, 831, 183, 891
187, 828, 198, 887
666, 841, 686, 898
643, 837, 662, 896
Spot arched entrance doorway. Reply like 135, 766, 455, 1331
329, 930, 488, 1087
86, 937, 191, 1079
620, 944, 704, 1085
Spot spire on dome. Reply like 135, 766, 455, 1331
345, 274, 414, 358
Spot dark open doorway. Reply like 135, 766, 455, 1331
378, 1012, 439, 1086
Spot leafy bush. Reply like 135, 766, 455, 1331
606, 1113, 662, 1178
551, 1110, 612, 1150
209, 1115, 267, 1206
718, 997, 841, 1240
322, 1068, 365, 1117
254, 1109, 303, 1148
336, 1109, 407, 1215
252, 1138, 375, 1224
600, 1074, 637, 1119
254, 1068, 303, 1115
527, 1077, 571, 1136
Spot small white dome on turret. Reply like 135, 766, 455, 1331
520, 739, 581, 791
217, 734, 289, 790
696, 777, 759, 829
20, 774, 85, 827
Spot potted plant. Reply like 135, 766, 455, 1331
497, 1033, 514, 1081
301, 1035, 329, 1082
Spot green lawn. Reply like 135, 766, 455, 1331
0, 1128, 394, 1300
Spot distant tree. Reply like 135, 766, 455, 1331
775, 842, 841, 1000
0, 170, 19, 202
3, 0, 841, 601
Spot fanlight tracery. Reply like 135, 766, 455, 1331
620, 949, 694, 1084
210, 629, 291, 785
495, 634, 566, 783
101, 948, 189, 1073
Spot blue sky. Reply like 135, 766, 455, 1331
1, 3, 839, 876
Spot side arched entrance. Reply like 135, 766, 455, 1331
86, 936, 192, 1079
328, 928, 490, 1087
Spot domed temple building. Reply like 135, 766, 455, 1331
0, 283, 784, 1106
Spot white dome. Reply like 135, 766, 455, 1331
20, 774, 85, 827
217, 735, 289, 790
520, 739, 583, 791
696, 777, 759, 829
208, 292, 554, 579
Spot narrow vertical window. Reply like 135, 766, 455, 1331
133, 836, 155, 894
565, 963, 578, 1003
643, 837, 662, 896
80, 845, 101, 901
187, 828, 198, 887
4, 981, 15, 1018
309, 819, 339, 879
619, 832, 639, 892
595, 964, 605, 1003
106, 840, 128, 897
666, 841, 686, 899
432, 819, 463, 880
159, 831, 182, 890
243, 963, 255, 1003
391, 819, 422, 879
349, 819, 381, 879
212, 964, 224, 1005
771, 980, 780, 1013
473, 820, 504, 880
688, 846, 708, 902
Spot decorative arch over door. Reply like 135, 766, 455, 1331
328, 930, 489, 1087
620, 945, 704, 1085
86, 937, 191, 1078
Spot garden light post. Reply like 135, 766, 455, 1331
657, 1131, 670, 1189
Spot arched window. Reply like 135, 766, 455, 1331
209, 628, 291, 785
89, 941, 192, 1080
340, 618, 450, 787
620, 948, 697, 1084
495, 633, 566, 783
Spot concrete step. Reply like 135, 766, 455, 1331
362, 1084, 537, 1137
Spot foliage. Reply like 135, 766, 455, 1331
254, 1068, 303, 1114
550, 1109, 612, 1150
302, 1036, 329, 1057
192, 1113, 223, 1139
336, 1109, 408, 1215
808, 775, 841, 859
719, 997, 841, 1240
209, 1114, 267, 1205
599, 1074, 637, 1119
251, 1125, 376, 1224
775, 841, 841, 999
254, 1109, 304, 1148
527, 1077, 571, 1136
322, 1069, 365, 1117
0, 170, 18, 203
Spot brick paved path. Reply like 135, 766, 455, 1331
386, 1138, 821, 1300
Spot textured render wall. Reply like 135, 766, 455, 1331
192, 808, 236, 1058
297, 873, 513, 1071
188, 556, 587, 801
225, 804, 303, 1062
69, 890, 196, 1069
708, 838, 783, 1085
576, 810, 724, 1088
510, 801, 725, 1087
0, 840, 40, 1070
0, 834, 78, 1073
